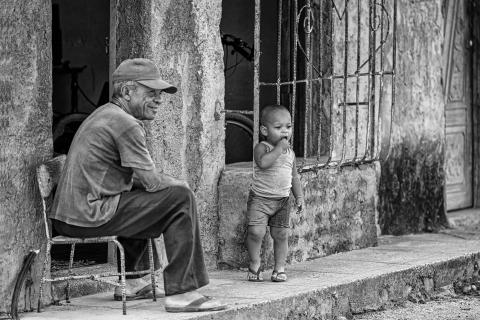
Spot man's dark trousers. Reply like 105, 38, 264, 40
53, 185, 209, 295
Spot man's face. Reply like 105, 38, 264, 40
127, 83, 163, 120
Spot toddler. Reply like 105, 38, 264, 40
246, 105, 305, 282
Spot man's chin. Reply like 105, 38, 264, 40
146, 109, 158, 119
142, 112, 157, 120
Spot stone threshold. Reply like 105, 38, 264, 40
23, 232, 480, 319
447, 207, 480, 228
51, 263, 118, 301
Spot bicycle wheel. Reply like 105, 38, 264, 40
225, 112, 253, 135
225, 112, 254, 164
52, 113, 89, 154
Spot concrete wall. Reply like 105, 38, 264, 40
112, 0, 225, 268
378, 0, 448, 234
218, 162, 379, 269
0, 0, 52, 313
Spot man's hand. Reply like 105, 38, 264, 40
157, 175, 190, 190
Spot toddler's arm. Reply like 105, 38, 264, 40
253, 140, 289, 169
291, 160, 305, 214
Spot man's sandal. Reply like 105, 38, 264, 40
113, 283, 164, 301
271, 270, 287, 282
247, 267, 264, 282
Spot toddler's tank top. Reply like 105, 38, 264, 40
251, 141, 295, 198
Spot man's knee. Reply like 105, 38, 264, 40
169, 185, 195, 204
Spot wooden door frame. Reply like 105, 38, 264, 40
471, 0, 480, 207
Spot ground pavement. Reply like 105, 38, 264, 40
14, 223, 480, 320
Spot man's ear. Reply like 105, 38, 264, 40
120, 85, 131, 101
260, 125, 268, 137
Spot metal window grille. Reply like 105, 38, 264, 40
251, 0, 396, 172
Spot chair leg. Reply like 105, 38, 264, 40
113, 240, 127, 315
66, 243, 75, 303
37, 241, 52, 313
147, 239, 156, 302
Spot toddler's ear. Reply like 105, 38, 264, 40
260, 125, 268, 136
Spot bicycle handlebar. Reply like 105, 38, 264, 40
221, 34, 254, 62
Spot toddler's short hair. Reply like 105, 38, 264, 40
260, 105, 290, 126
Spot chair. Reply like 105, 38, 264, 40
36, 155, 157, 315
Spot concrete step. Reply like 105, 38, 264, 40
22, 233, 480, 320
446, 208, 480, 235
50, 263, 117, 300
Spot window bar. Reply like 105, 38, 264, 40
291, 0, 298, 148
362, 0, 374, 161
317, 0, 323, 161
277, 0, 283, 105
375, 0, 385, 159
304, 0, 312, 160
339, 0, 349, 165
385, 0, 397, 159
354, 0, 361, 162
254, 0, 261, 148
259, 70, 393, 87
326, 0, 336, 166
369, 0, 377, 160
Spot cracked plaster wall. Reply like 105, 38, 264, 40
0, 0, 52, 313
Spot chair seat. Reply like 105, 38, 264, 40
51, 235, 118, 244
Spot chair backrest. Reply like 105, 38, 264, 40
36, 154, 66, 238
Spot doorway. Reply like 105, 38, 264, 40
50, 0, 110, 265
52, 0, 110, 154
444, 0, 474, 211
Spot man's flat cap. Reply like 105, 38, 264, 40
113, 58, 177, 94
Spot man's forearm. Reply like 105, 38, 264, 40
134, 167, 189, 192
145, 173, 188, 192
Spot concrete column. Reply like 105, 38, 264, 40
378, 0, 447, 234
112, 0, 225, 268
0, 0, 52, 312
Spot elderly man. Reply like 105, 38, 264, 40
50, 58, 226, 312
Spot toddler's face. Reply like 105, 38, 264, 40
262, 109, 292, 145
